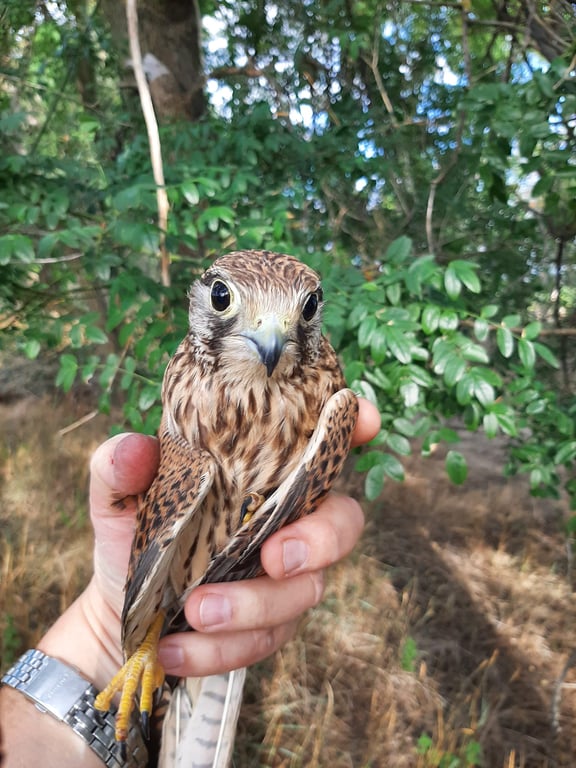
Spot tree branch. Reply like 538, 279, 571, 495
126, 0, 170, 288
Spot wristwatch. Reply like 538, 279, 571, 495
1, 649, 148, 768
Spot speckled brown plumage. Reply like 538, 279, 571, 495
96, 249, 358, 754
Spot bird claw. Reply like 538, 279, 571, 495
94, 613, 165, 745
240, 492, 265, 524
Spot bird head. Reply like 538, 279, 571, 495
187, 250, 324, 380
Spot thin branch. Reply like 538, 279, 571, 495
126, 0, 170, 288
554, 52, 576, 89
362, 26, 398, 125
57, 409, 99, 436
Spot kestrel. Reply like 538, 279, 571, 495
94, 250, 358, 764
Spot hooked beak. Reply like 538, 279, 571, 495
243, 315, 287, 377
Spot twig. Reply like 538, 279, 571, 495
554, 52, 576, 90
126, 0, 171, 288
362, 27, 398, 125
57, 409, 99, 437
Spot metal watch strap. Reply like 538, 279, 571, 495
1, 649, 148, 768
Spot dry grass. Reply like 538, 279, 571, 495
1, 396, 575, 767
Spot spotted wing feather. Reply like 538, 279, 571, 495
122, 427, 216, 655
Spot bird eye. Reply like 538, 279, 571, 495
302, 290, 321, 321
210, 280, 231, 312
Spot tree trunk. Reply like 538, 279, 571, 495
101, 0, 206, 122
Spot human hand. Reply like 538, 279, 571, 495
58, 397, 379, 685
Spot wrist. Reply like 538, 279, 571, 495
38, 577, 123, 692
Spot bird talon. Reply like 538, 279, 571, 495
117, 740, 127, 761
141, 710, 150, 741
240, 492, 265, 524
96, 613, 165, 744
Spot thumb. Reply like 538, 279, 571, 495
90, 433, 159, 600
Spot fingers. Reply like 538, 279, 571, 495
184, 570, 324, 633
261, 493, 365, 580
351, 397, 381, 447
158, 621, 298, 677
159, 571, 319, 674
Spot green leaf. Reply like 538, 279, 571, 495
555, 441, 576, 465
502, 314, 521, 329
421, 305, 441, 334
460, 340, 490, 364
496, 327, 514, 358
386, 326, 413, 364
381, 453, 406, 482
85, 326, 108, 344
400, 636, 418, 672
24, 339, 41, 359
139, 384, 162, 411
406, 254, 436, 296
483, 412, 499, 438
393, 417, 420, 438
472, 376, 495, 406
473, 318, 489, 342
386, 282, 402, 306
444, 355, 467, 386
358, 314, 377, 348
181, 180, 200, 205
480, 304, 499, 319
56, 353, 78, 392
518, 338, 536, 369
439, 310, 459, 331
384, 235, 412, 264
355, 451, 386, 472
534, 342, 559, 369
400, 381, 419, 407
522, 321, 542, 340
385, 433, 412, 456
456, 374, 474, 405
451, 260, 481, 293
365, 463, 386, 501
444, 265, 461, 299
370, 327, 388, 364
446, 450, 468, 484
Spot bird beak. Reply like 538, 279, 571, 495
243, 315, 287, 377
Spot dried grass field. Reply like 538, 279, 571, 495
1, 392, 575, 767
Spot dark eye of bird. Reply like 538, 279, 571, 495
210, 280, 231, 312
302, 290, 321, 321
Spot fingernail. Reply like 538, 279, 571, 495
158, 642, 184, 673
199, 594, 232, 628
282, 539, 309, 575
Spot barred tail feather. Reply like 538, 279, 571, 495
159, 668, 247, 768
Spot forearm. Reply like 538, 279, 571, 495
0, 579, 123, 768
0, 685, 104, 768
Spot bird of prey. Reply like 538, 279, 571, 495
94, 250, 358, 765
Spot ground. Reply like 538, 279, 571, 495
1, 393, 575, 767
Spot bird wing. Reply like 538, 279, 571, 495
192, 387, 358, 588
122, 431, 216, 654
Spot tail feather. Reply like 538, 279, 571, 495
159, 668, 247, 768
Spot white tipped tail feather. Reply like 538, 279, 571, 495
159, 668, 247, 768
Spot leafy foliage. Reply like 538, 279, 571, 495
1, 0, 575, 509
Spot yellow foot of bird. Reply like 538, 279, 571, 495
94, 613, 166, 749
